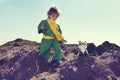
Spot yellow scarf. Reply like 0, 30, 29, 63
47, 18, 64, 41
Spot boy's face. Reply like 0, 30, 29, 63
49, 13, 58, 21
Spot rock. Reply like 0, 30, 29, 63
71, 48, 79, 55
102, 41, 120, 51
0, 59, 7, 66
96, 45, 105, 55
87, 43, 97, 56
12, 42, 21, 47
14, 38, 23, 42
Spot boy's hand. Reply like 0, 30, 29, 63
40, 24, 46, 30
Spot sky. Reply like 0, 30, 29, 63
0, 0, 120, 46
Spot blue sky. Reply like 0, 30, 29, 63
0, 0, 120, 46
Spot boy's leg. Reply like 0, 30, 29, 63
40, 39, 52, 61
52, 39, 63, 60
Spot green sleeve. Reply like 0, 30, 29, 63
38, 20, 45, 34
57, 24, 62, 34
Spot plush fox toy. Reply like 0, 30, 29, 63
78, 41, 89, 56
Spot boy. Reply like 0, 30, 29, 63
38, 6, 66, 65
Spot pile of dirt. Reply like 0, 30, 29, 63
0, 38, 40, 80
60, 51, 120, 80
0, 38, 120, 80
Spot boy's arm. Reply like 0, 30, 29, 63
38, 20, 45, 34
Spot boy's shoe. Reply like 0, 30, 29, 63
58, 60, 62, 64
51, 60, 62, 66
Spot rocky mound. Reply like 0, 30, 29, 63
0, 38, 40, 80
0, 38, 120, 80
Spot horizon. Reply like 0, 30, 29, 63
0, 38, 119, 47
0, 0, 120, 46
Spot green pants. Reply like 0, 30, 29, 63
39, 38, 63, 61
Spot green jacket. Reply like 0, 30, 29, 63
38, 20, 62, 37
